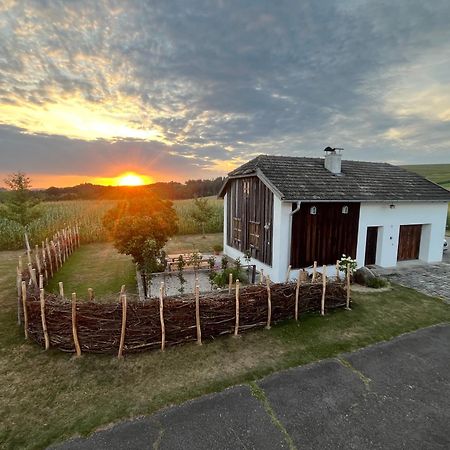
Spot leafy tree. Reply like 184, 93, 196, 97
0, 173, 42, 250
190, 197, 214, 237
103, 194, 178, 275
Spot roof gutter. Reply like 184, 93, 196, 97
290, 201, 301, 216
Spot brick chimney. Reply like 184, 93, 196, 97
324, 147, 343, 174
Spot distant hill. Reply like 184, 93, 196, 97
40, 177, 226, 201
402, 164, 450, 190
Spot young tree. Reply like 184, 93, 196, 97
0, 173, 42, 249
190, 197, 214, 237
103, 194, 178, 277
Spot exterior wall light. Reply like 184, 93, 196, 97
310, 206, 317, 215
390, 204, 395, 209
342, 205, 349, 214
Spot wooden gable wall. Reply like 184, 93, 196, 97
226, 177, 273, 266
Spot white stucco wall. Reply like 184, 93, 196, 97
224, 194, 449, 281
356, 202, 448, 268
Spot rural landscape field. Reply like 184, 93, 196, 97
1, 3, 450, 447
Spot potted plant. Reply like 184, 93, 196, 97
213, 244, 223, 255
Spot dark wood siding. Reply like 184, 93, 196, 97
291, 202, 360, 268
226, 177, 273, 265
397, 225, 422, 261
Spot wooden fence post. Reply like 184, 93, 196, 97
260, 268, 264, 285
42, 243, 48, 281
228, 272, 233, 294
266, 275, 272, 329
35, 245, 42, 275
71, 293, 81, 357
195, 284, 202, 345
336, 260, 340, 281
21, 281, 28, 339
88, 288, 94, 301
295, 270, 301, 321
159, 282, 165, 351
51, 241, 58, 270
40, 288, 50, 350
118, 294, 127, 358
312, 261, 317, 282
285, 265, 291, 282
39, 274, 44, 289
346, 264, 351, 310
234, 279, 240, 336
59, 282, 64, 299
16, 266, 22, 325
321, 265, 327, 316
31, 267, 38, 288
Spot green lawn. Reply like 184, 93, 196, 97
164, 232, 223, 254
46, 243, 137, 298
1, 244, 449, 448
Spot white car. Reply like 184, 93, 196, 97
445, 239, 448, 252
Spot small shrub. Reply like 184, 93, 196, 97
367, 277, 388, 289
213, 244, 223, 254
212, 267, 243, 288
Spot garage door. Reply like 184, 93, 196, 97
397, 225, 422, 261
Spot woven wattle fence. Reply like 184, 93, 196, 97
23, 281, 347, 354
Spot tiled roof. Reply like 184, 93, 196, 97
223, 155, 450, 201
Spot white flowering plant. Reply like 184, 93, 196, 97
338, 255, 357, 278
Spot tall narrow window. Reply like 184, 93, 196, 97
232, 217, 242, 248
249, 221, 260, 249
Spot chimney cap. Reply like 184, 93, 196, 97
324, 146, 343, 154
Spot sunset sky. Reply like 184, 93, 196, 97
1, 0, 450, 188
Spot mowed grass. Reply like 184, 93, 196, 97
164, 232, 223, 254
1, 245, 450, 448
46, 243, 137, 298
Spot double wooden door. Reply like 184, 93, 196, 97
397, 225, 422, 261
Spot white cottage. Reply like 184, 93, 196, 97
218, 149, 450, 283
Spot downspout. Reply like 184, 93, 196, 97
287, 202, 301, 272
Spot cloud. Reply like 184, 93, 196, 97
1, 0, 450, 186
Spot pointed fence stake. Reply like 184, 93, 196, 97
40, 288, 50, 350
71, 293, 81, 357
88, 288, 94, 301
195, 284, 202, 345
59, 282, 64, 299
266, 275, 272, 329
336, 260, 340, 281
118, 294, 127, 358
228, 272, 233, 294
159, 282, 165, 351
346, 263, 351, 310
321, 265, 327, 316
234, 279, 240, 336
285, 265, 291, 282
312, 261, 317, 282
21, 281, 28, 339
295, 270, 301, 321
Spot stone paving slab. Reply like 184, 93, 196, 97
152, 385, 287, 449
54, 325, 450, 450
373, 252, 450, 303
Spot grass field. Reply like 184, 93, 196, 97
402, 164, 450, 229
402, 163, 450, 189
0, 197, 224, 251
1, 244, 449, 448
46, 243, 137, 299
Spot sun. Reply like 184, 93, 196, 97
116, 172, 151, 186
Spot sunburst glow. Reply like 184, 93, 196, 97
115, 172, 152, 186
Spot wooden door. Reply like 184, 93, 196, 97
397, 225, 422, 261
364, 227, 378, 265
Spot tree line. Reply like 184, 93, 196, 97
0, 177, 226, 201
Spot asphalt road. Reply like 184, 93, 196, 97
54, 324, 450, 450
